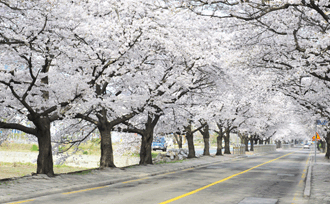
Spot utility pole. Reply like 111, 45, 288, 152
315, 120, 317, 163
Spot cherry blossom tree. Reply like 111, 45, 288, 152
0, 0, 89, 175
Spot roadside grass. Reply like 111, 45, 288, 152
0, 142, 33, 152
152, 152, 161, 158
0, 162, 89, 180
0, 140, 103, 156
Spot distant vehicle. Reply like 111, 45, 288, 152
303, 144, 310, 149
152, 137, 167, 152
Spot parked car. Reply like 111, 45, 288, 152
303, 144, 310, 149
152, 137, 167, 152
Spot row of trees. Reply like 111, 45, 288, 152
167, 0, 330, 153
0, 0, 324, 176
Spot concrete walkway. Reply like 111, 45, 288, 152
308, 151, 330, 204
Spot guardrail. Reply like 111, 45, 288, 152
233, 144, 276, 155
282, 144, 291, 149
233, 144, 246, 155
253, 144, 276, 153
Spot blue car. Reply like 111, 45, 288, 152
152, 137, 167, 152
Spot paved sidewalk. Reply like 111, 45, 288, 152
309, 151, 330, 204
0, 154, 245, 203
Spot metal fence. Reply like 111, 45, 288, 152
233, 144, 246, 155
282, 144, 291, 149
253, 144, 276, 153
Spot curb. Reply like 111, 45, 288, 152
1, 155, 245, 203
303, 154, 313, 197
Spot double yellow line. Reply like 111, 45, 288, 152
159, 151, 296, 204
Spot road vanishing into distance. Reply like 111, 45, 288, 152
11, 149, 310, 204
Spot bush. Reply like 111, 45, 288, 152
30, 144, 38, 151
83, 151, 89, 155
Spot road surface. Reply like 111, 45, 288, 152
9, 149, 310, 204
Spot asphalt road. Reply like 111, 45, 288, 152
14, 149, 310, 204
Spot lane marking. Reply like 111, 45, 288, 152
291, 150, 311, 203
8, 200, 35, 204
159, 151, 296, 204
62, 186, 107, 195
182, 168, 194, 171
122, 177, 150, 184
162, 171, 176, 175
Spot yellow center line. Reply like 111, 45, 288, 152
161, 171, 176, 175
291, 149, 311, 203
182, 168, 195, 171
62, 186, 107, 195
8, 200, 35, 204
159, 151, 296, 204
122, 177, 150, 184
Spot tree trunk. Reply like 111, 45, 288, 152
203, 136, 210, 156
325, 132, 330, 159
250, 137, 254, 151
259, 139, 264, 145
186, 133, 195, 158
185, 124, 196, 158
99, 123, 115, 168
35, 117, 54, 176
254, 139, 258, 145
216, 135, 223, 155
265, 138, 270, 144
139, 130, 153, 165
139, 113, 160, 165
245, 136, 249, 151
321, 140, 325, 153
199, 125, 210, 156
224, 128, 231, 154
174, 133, 183, 149
95, 108, 116, 168
216, 123, 223, 156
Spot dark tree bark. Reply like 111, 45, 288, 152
76, 107, 136, 168
238, 131, 248, 151
325, 132, 330, 159
216, 135, 223, 155
35, 117, 54, 176
174, 133, 183, 149
254, 139, 258, 145
259, 139, 264, 145
224, 128, 231, 154
184, 122, 206, 158
98, 122, 115, 168
123, 112, 161, 165
320, 140, 325, 153
265, 137, 270, 144
215, 123, 224, 156
245, 136, 249, 151
275, 140, 280, 148
241, 133, 249, 151
139, 119, 156, 165
185, 124, 196, 158
199, 124, 210, 156
250, 136, 254, 151
1, 114, 56, 176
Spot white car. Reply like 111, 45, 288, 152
303, 144, 310, 149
